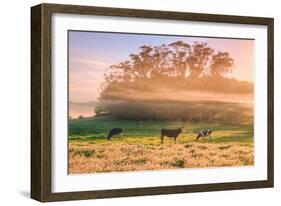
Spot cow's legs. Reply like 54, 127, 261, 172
161, 135, 164, 144
174, 136, 177, 143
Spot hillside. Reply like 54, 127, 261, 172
69, 101, 98, 119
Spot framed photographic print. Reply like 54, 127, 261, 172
31, 3, 274, 202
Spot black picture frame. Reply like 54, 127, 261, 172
31, 3, 274, 202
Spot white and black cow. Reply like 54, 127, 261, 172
196, 129, 212, 140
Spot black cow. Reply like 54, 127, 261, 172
107, 128, 123, 140
196, 129, 212, 140
160, 127, 183, 144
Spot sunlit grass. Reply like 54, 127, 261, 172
69, 132, 253, 174
68, 116, 253, 174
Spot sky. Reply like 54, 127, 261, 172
69, 31, 254, 102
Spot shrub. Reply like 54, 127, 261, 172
171, 160, 185, 168
184, 144, 193, 148
83, 149, 94, 157
78, 115, 84, 119
218, 145, 231, 150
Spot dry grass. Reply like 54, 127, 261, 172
68, 136, 254, 174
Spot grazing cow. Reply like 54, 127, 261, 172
196, 129, 212, 140
160, 127, 183, 144
107, 128, 123, 140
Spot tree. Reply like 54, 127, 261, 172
150, 44, 172, 78
105, 60, 132, 83
129, 45, 153, 79
78, 115, 84, 119
104, 45, 154, 84
168, 41, 190, 78
209, 52, 234, 77
102, 41, 233, 90
187, 42, 214, 78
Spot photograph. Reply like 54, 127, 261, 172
30, 3, 274, 201
68, 31, 254, 174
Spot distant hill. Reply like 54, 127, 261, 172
69, 101, 98, 119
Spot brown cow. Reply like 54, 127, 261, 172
160, 127, 183, 144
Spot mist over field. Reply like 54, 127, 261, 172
70, 93, 253, 124
71, 76, 254, 123
88, 78, 253, 124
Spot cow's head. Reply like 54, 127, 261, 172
179, 127, 184, 133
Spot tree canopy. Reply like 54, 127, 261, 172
103, 41, 234, 86
98, 40, 253, 103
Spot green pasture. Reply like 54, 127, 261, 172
69, 116, 253, 145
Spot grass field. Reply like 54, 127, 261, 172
68, 116, 254, 174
